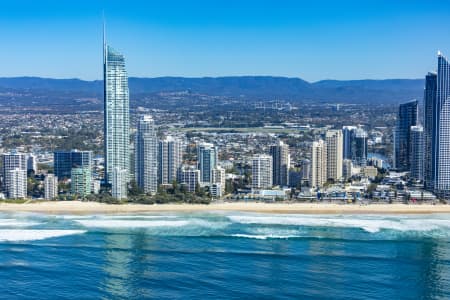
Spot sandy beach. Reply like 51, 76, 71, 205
0, 201, 449, 214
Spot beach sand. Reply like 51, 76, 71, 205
0, 201, 449, 214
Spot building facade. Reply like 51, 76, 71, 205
393, 100, 418, 171
44, 174, 58, 200
135, 115, 158, 195
178, 166, 200, 193
112, 167, 128, 199
251, 154, 273, 189
410, 125, 424, 182
71, 167, 91, 197
423, 72, 437, 190
54, 150, 92, 180
158, 136, 183, 185
197, 143, 218, 184
2, 152, 27, 199
310, 140, 327, 188
325, 130, 343, 181
104, 37, 130, 185
270, 140, 290, 187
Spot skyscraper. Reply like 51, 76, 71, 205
393, 100, 418, 171
197, 143, 218, 184
352, 128, 368, 167
325, 130, 343, 181
423, 72, 437, 190
135, 115, 158, 195
342, 126, 357, 160
310, 140, 327, 188
44, 174, 58, 200
54, 150, 92, 180
158, 136, 183, 185
112, 167, 128, 199
2, 152, 27, 198
103, 29, 130, 185
270, 140, 290, 187
71, 167, 91, 197
433, 52, 450, 198
251, 155, 273, 189
410, 125, 424, 182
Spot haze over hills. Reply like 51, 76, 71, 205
0, 76, 424, 105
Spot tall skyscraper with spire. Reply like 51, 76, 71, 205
432, 52, 450, 198
103, 25, 130, 187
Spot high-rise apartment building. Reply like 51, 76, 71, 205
410, 125, 424, 182
251, 154, 273, 189
104, 32, 130, 185
431, 52, 450, 198
54, 150, 92, 180
325, 130, 343, 181
342, 126, 357, 160
270, 140, 290, 187
423, 72, 437, 190
197, 143, 218, 184
135, 115, 158, 195
2, 152, 27, 198
5, 168, 27, 199
352, 128, 368, 167
158, 136, 183, 185
112, 167, 128, 199
178, 166, 200, 193
70, 167, 91, 197
393, 100, 418, 171
44, 174, 58, 200
310, 140, 327, 188
211, 166, 226, 196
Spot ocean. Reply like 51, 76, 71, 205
0, 212, 449, 299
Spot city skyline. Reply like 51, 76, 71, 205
0, 1, 450, 81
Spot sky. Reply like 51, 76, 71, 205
0, 0, 450, 81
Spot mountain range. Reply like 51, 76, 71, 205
0, 76, 424, 104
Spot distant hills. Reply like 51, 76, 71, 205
0, 76, 425, 104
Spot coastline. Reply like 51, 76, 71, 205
0, 201, 450, 215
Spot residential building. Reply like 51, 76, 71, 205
325, 130, 343, 181
71, 167, 91, 197
410, 125, 424, 182
251, 154, 273, 189
393, 100, 418, 171
158, 136, 183, 185
310, 140, 327, 188
2, 152, 27, 198
270, 140, 290, 186
423, 72, 437, 190
178, 166, 200, 193
5, 168, 27, 199
197, 143, 218, 183
104, 32, 130, 184
54, 150, 92, 180
135, 115, 158, 195
112, 167, 128, 199
44, 174, 58, 200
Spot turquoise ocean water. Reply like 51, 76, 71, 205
0, 212, 449, 299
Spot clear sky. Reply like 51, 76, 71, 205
1, 0, 449, 81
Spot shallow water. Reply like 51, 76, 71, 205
0, 212, 449, 299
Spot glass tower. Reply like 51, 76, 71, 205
393, 100, 418, 171
423, 72, 437, 190
434, 52, 450, 197
103, 32, 130, 185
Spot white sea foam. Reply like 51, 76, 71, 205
0, 230, 86, 242
0, 219, 40, 227
232, 234, 301, 240
75, 219, 190, 228
227, 215, 450, 233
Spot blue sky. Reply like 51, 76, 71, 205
0, 0, 449, 81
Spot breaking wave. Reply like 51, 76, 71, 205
0, 230, 86, 242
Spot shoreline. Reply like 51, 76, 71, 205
0, 201, 450, 215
